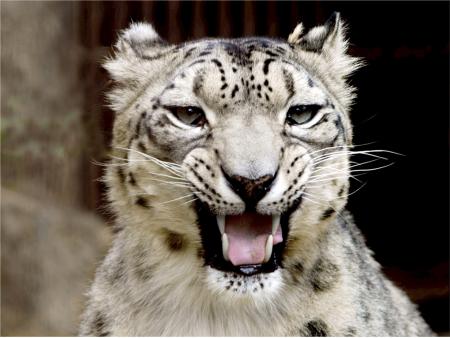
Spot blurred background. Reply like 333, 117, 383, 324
1, 1, 448, 335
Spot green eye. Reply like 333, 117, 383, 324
286, 105, 321, 125
167, 106, 207, 127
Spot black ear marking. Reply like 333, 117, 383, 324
324, 12, 339, 37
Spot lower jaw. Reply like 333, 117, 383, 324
194, 196, 303, 276
209, 243, 284, 276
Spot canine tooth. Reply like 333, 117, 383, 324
272, 215, 280, 234
264, 234, 273, 263
217, 215, 225, 234
222, 233, 229, 261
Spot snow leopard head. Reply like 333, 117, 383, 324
104, 12, 361, 298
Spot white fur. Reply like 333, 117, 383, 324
121, 22, 160, 45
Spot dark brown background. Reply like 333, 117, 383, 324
2, 1, 449, 335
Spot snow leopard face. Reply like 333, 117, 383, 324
105, 13, 360, 298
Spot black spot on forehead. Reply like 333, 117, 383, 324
193, 73, 204, 96
184, 47, 197, 59
275, 46, 288, 54
191, 38, 287, 69
231, 85, 239, 98
188, 59, 205, 67
265, 50, 280, 57
282, 69, 295, 100
198, 51, 211, 57
263, 58, 275, 75
211, 59, 223, 68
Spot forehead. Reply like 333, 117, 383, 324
166, 38, 328, 112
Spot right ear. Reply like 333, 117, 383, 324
104, 22, 173, 112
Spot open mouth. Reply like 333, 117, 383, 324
194, 197, 302, 276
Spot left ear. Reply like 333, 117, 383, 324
289, 12, 342, 54
288, 13, 362, 108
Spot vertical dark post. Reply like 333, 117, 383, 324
168, 1, 181, 43
243, 1, 255, 36
218, 1, 232, 38
267, 1, 278, 37
192, 0, 207, 38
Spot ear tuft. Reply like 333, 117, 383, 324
288, 22, 304, 44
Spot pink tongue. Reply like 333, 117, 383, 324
226, 213, 280, 266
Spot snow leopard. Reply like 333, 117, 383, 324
79, 13, 433, 336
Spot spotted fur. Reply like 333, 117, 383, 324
80, 15, 433, 336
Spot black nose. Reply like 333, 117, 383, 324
223, 170, 275, 208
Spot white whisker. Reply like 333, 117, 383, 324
302, 191, 347, 219
181, 198, 199, 205
306, 142, 379, 158
109, 158, 188, 181
115, 146, 184, 176
302, 191, 332, 203
348, 162, 395, 173
308, 175, 362, 184
147, 178, 192, 188
341, 182, 368, 199
312, 149, 401, 165
156, 193, 198, 205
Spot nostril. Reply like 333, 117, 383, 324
222, 169, 276, 208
